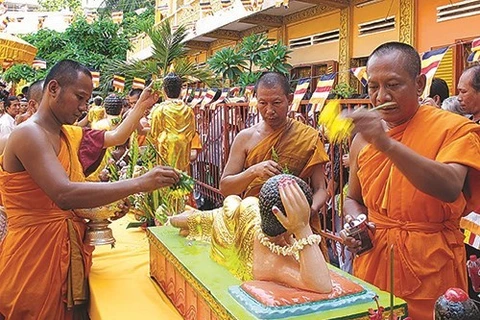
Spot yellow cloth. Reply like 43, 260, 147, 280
149, 100, 195, 172
354, 106, 480, 320
89, 215, 182, 320
244, 118, 329, 197
191, 131, 202, 150
0, 125, 93, 319
88, 106, 106, 127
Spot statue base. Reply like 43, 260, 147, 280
147, 226, 408, 319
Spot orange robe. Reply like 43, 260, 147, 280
354, 106, 480, 319
244, 118, 328, 197
0, 125, 104, 319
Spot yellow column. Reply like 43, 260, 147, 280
338, 6, 352, 85
398, 0, 416, 46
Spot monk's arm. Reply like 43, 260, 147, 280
344, 135, 368, 219
104, 86, 158, 148
376, 136, 468, 203
310, 163, 328, 214
7, 127, 178, 210
219, 131, 256, 196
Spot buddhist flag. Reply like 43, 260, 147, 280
86, 13, 96, 24
112, 11, 123, 24
462, 212, 480, 250
221, 0, 232, 9
91, 71, 100, 88
191, 89, 207, 107
200, 0, 213, 14
229, 87, 240, 97
210, 88, 230, 109
242, 0, 254, 10
200, 88, 219, 109
421, 47, 449, 98
183, 87, 193, 102
132, 77, 146, 90
290, 78, 310, 112
157, 3, 169, 13
32, 58, 46, 70
113, 75, 125, 92
351, 66, 368, 87
467, 38, 480, 63
308, 73, 336, 115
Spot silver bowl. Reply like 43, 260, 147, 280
74, 202, 120, 247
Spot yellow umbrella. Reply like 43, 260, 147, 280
0, 33, 37, 68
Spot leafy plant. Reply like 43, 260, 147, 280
331, 83, 355, 99
257, 42, 292, 75
102, 20, 217, 93
237, 71, 262, 88
207, 47, 247, 86
238, 33, 270, 73
2, 64, 45, 84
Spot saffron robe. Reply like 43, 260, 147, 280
149, 100, 195, 172
244, 118, 329, 197
354, 106, 480, 319
0, 125, 104, 319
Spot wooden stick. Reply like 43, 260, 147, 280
390, 244, 394, 320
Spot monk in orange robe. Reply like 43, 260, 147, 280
220, 72, 329, 216
0, 60, 179, 319
342, 42, 480, 319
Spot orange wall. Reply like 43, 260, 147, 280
416, 0, 480, 52
286, 11, 340, 41
352, 0, 399, 58
290, 42, 339, 66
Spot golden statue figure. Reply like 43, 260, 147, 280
149, 73, 195, 173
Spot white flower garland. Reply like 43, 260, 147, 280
257, 231, 322, 258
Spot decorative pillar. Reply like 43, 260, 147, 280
338, 6, 352, 85
398, 0, 415, 46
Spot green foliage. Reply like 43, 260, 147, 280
257, 42, 292, 75
120, 7, 155, 39
38, 0, 81, 12
207, 47, 246, 85
99, 0, 154, 14
331, 83, 356, 99
21, 15, 136, 78
207, 33, 292, 87
102, 20, 217, 93
238, 33, 270, 73
2, 64, 46, 84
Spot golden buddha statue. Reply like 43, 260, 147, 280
87, 97, 106, 127
149, 73, 195, 173
171, 174, 332, 294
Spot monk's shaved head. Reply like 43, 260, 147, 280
255, 72, 290, 96
368, 41, 421, 80
27, 80, 44, 104
44, 60, 92, 92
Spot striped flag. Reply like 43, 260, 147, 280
462, 212, 480, 250
221, 0, 232, 9
132, 77, 146, 90
113, 75, 125, 92
32, 58, 47, 70
420, 47, 449, 98
157, 3, 169, 13
183, 87, 193, 102
200, 0, 213, 14
86, 13, 96, 24
200, 88, 219, 109
229, 87, 240, 97
210, 88, 230, 109
467, 37, 480, 63
190, 89, 207, 107
112, 11, 123, 24
351, 66, 368, 87
91, 71, 100, 88
242, 0, 254, 11
308, 73, 336, 115
290, 78, 310, 112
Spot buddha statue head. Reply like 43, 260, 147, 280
259, 174, 313, 236
163, 72, 182, 99
104, 94, 123, 116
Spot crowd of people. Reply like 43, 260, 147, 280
0, 41, 480, 319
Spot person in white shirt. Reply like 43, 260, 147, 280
0, 96, 20, 137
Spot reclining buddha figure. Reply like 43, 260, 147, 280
171, 174, 332, 293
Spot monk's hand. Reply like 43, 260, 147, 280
135, 83, 160, 110
111, 198, 131, 220
345, 108, 393, 153
273, 179, 311, 236
169, 210, 193, 237
339, 214, 376, 254
252, 160, 282, 179
140, 165, 180, 191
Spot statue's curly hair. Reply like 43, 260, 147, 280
163, 72, 182, 98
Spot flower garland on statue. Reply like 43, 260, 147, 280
257, 229, 322, 259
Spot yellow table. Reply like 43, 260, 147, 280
88, 216, 182, 320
